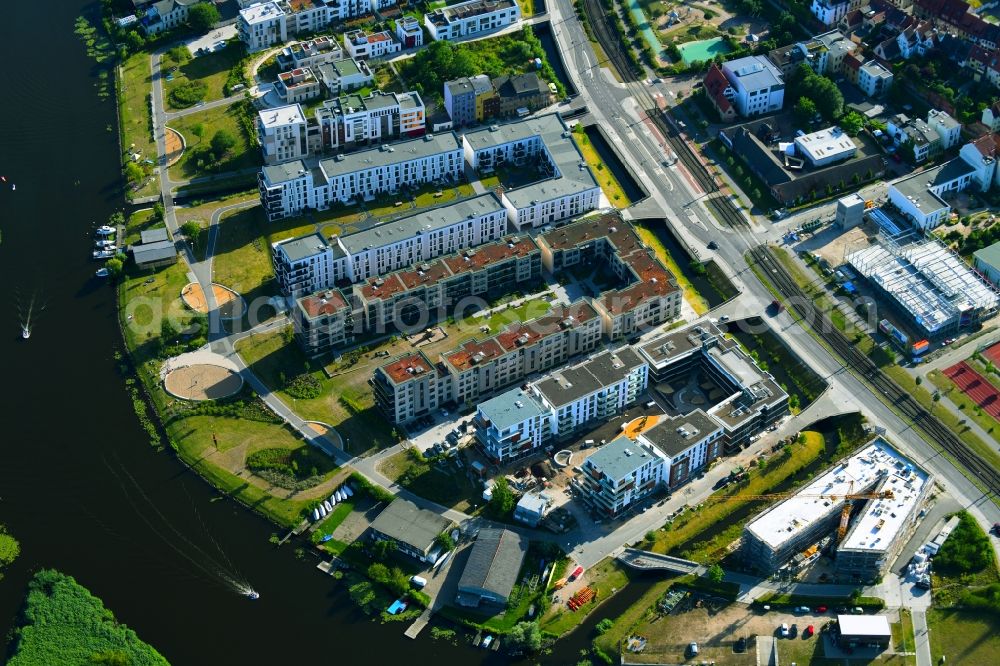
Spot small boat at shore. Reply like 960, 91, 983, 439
95, 268, 110, 278
95, 239, 115, 248
318, 504, 328, 517
93, 249, 116, 260
21, 325, 30, 340
343, 484, 354, 498
319, 534, 333, 543
481, 635, 493, 649
96, 225, 116, 236
329, 493, 337, 506
322, 500, 333, 513
335, 489, 345, 502
312, 508, 320, 521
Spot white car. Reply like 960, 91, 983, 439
780, 623, 789, 637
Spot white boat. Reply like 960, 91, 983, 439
333, 489, 343, 502
21, 325, 30, 340
322, 500, 333, 513
433, 551, 451, 570
247, 590, 260, 600
343, 484, 354, 498
329, 493, 337, 505
318, 504, 328, 517
95, 239, 115, 248
96, 225, 116, 236
93, 249, 115, 260
95, 268, 110, 278
481, 635, 493, 649
312, 508, 320, 521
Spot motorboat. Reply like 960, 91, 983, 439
433, 551, 451, 571
335, 489, 345, 502
21, 325, 30, 340
481, 635, 493, 650
318, 504, 328, 517
322, 500, 333, 513
95, 239, 115, 248
329, 493, 337, 505
247, 590, 260, 600
93, 249, 115, 260
95, 268, 110, 278
96, 225, 116, 236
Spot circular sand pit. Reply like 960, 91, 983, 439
164, 364, 243, 401
181, 282, 245, 319
164, 127, 185, 167
553, 450, 573, 467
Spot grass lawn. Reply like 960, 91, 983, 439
463, 298, 552, 335
540, 558, 631, 636
119, 52, 156, 163
212, 206, 275, 299
235, 327, 399, 455
592, 578, 676, 658
927, 609, 1000, 665
312, 498, 355, 537
646, 431, 826, 557
378, 449, 480, 513
572, 131, 631, 208
163, 43, 244, 110
174, 191, 258, 227
169, 415, 319, 527
634, 221, 709, 316
168, 103, 260, 181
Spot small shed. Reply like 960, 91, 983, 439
836, 614, 891, 649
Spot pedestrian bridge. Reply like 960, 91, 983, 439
616, 548, 700, 574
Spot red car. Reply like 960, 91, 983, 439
816, 605, 828, 613
804, 625, 815, 638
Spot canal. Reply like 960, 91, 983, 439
0, 2, 634, 663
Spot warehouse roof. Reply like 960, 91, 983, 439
456, 528, 527, 602
370, 499, 452, 554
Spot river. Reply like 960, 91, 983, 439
0, 3, 656, 663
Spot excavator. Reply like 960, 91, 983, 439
705, 480, 895, 543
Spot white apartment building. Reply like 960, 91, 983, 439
396, 15, 424, 49
371, 352, 453, 425
258, 104, 308, 165
635, 413, 725, 489
960, 133, 1000, 191
314, 90, 425, 152
315, 57, 374, 97
238, 1, 287, 51
810, 0, 848, 27
141, 0, 201, 35
277, 35, 343, 71
271, 192, 507, 295
425, 0, 520, 41
463, 114, 601, 229
343, 29, 401, 59
927, 109, 962, 151
258, 131, 463, 221
474, 389, 554, 464
720, 56, 785, 117
857, 60, 893, 98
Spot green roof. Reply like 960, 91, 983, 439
974, 241, 1000, 271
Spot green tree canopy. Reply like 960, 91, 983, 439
188, 3, 221, 33
839, 111, 864, 136
488, 476, 516, 517
793, 97, 818, 126
210, 129, 237, 159
506, 621, 542, 653
0, 525, 19, 568
707, 563, 725, 583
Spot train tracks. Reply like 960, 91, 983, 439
749, 245, 1000, 496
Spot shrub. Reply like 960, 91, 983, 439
935, 512, 995, 574
168, 80, 207, 108
594, 618, 614, 635
285, 373, 321, 399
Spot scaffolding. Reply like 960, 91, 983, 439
847, 227, 1000, 337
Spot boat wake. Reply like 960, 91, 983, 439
14, 287, 44, 340
102, 454, 257, 599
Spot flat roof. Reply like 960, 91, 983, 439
259, 104, 306, 129
262, 159, 309, 185
837, 614, 891, 638
583, 435, 658, 482
379, 352, 436, 385
296, 289, 350, 319
463, 114, 600, 207
539, 212, 643, 256
239, 1, 283, 25
722, 55, 783, 91
794, 127, 857, 164
534, 347, 644, 408
974, 240, 1000, 269
317, 131, 462, 180
275, 232, 337, 263
638, 322, 727, 367
338, 192, 504, 255
745, 439, 929, 553
890, 166, 951, 214
478, 389, 547, 431
639, 410, 721, 457
370, 499, 452, 553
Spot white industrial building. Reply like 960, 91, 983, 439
743, 438, 931, 581
258, 131, 463, 221
271, 192, 508, 295
424, 0, 521, 41
847, 230, 1000, 338
794, 127, 858, 167
463, 114, 602, 229
720, 56, 785, 117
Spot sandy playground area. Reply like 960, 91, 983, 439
181, 282, 244, 319
164, 363, 243, 400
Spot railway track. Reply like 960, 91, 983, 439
749, 245, 1000, 496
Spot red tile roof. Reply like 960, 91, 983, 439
704, 64, 734, 114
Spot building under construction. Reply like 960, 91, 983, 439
741, 438, 931, 582
847, 211, 999, 339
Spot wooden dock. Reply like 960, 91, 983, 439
404, 608, 432, 639
316, 558, 342, 575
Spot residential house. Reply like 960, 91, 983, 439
368, 499, 453, 562
444, 74, 496, 127
395, 15, 423, 48
258, 104, 309, 165
492, 72, 554, 118
277, 36, 344, 71
238, 1, 287, 51
314, 57, 375, 97
424, 0, 521, 41
275, 68, 322, 104
343, 28, 401, 59
720, 56, 785, 117
927, 109, 962, 150
703, 64, 737, 122
141, 0, 201, 35
857, 59, 893, 97
811, 0, 850, 27
982, 102, 1000, 132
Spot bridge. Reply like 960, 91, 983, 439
616, 548, 701, 575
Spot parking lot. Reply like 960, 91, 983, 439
406, 408, 476, 456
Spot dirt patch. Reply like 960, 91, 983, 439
164, 364, 243, 400
803, 225, 872, 268
181, 282, 244, 318
165, 127, 184, 167
307, 422, 342, 450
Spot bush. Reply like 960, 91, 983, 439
168, 80, 207, 108
285, 373, 321, 399
935, 512, 995, 574
594, 618, 614, 635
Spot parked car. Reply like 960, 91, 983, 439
852, 607, 865, 614
795, 606, 811, 613
687, 642, 699, 656
804, 625, 815, 638
780, 623, 789, 637
992, 522, 1000, 536
816, 605, 828, 613
707, 240, 718, 250
735, 636, 747, 653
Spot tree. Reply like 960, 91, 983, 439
124, 30, 145, 55
840, 111, 864, 136
489, 477, 516, 517
595, 618, 614, 635
372, 539, 397, 561
187, 3, 221, 33
506, 621, 542, 653
153, 202, 165, 220
165, 46, 190, 67
794, 97, 818, 126
105, 257, 124, 278
435, 531, 455, 552
707, 563, 725, 583
211, 129, 237, 160
0, 526, 20, 568
180, 221, 201, 253
124, 161, 145, 186
191, 123, 205, 139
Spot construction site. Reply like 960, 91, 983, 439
741, 438, 932, 583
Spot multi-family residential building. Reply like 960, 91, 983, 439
258, 131, 462, 220
926, 109, 962, 150
371, 352, 453, 425
857, 59, 893, 97
463, 114, 601, 229
960, 133, 1000, 191
492, 73, 555, 118
896, 21, 937, 59
720, 56, 785, 117
913, 0, 1000, 50
238, 1, 287, 51
443, 301, 603, 409
702, 64, 737, 122
272, 192, 508, 296
141, 0, 202, 34
425, 0, 521, 41
444, 75, 496, 127
982, 101, 1000, 132
474, 389, 554, 464
886, 160, 976, 229
258, 104, 309, 165
810, 0, 850, 26
292, 288, 355, 355
887, 113, 942, 163
312, 57, 374, 98
277, 36, 344, 71
395, 15, 424, 49
313, 90, 424, 152
275, 68, 322, 104
343, 28, 401, 59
